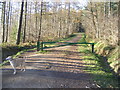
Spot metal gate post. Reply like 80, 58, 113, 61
41, 41, 43, 51
37, 41, 40, 51
92, 43, 94, 53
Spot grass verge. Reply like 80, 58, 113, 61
78, 34, 119, 88
0, 48, 36, 67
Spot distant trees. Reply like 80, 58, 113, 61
81, 1, 119, 45
2, 1, 118, 46
1, 1, 12, 43
81, 1, 119, 75
1, 1, 82, 45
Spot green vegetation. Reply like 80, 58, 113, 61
10, 24, 18, 43
0, 48, 36, 67
78, 33, 119, 88
85, 33, 120, 76
42, 33, 77, 48
54, 33, 77, 42
0, 42, 36, 49
79, 33, 86, 43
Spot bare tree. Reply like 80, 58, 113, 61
23, 0, 27, 43
5, 1, 10, 42
118, 1, 120, 46
67, 2, 71, 35
16, 1, 24, 45
0, 1, 81, 44
90, 2, 98, 39
2, 1, 6, 43
35, 1, 38, 39
28, 2, 32, 41
37, 1, 43, 51
58, 3, 62, 38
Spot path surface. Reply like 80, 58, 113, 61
2, 33, 97, 88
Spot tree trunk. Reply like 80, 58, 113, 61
118, 1, 120, 46
16, 1, 24, 45
59, 17, 61, 38
66, 2, 70, 36
23, 0, 27, 43
104, 2, 107, 18
10, 2, 12, 26
2, 2, 6, 43
37, 1, 43, 51
35, 1, 38, 39
58, 3, 62, 38
28, 2, 32, 41
90, 2, 98, 39
5, 1, 10, 42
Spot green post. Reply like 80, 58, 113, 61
84, 34, 86, 38
92, 43, 94, 53
41, 41, 43, 51
37, 41, 40, 51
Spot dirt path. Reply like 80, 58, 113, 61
2, 33, 97, 88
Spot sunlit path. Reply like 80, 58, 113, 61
2, 33, 97, 88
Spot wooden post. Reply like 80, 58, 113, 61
92, 43, 94, 53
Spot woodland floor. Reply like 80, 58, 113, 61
2, 33, 98, 88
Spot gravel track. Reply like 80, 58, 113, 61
2, 33, 98, 88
